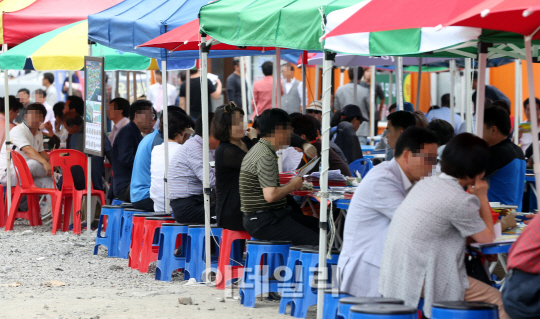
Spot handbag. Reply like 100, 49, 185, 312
464, 246, 494, 286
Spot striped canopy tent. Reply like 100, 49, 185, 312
0, 20, 158, 71
2, 0, 122, 46
0, 0, 36, 45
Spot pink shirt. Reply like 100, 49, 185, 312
252, 76, 283, 116
0, 114, 15, 147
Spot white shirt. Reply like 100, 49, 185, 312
281, 146, 303, 172
43, 102, 55, 133
426, 107, 463, 135
45, 85, 58, 107
147, 83, 177, 112
0, 122, 44, 172
151, 141, 182, 212
282, 78, 307, 101
109, 117, 130, 146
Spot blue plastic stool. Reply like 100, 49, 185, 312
295, 247, 340, 318
322, 289, 353, 319
155, 223, 190, 281
279, 245, 316, 316
240, 240, 293, 308
337, 298, 404, 319
431, 301, 499, 319
184, 225, 222, 282
349, 304, 417, 319
118, 208, 147, 259
111, 199, 124, 206
93, 205, 123, 257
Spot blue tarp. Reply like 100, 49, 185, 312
88, 0, 302, 64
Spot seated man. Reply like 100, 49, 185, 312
150, 111, 194, 212
131, 106, 191, 211
331, 104, 367, 164
503, 214, 540, 318
107, 97, 130, 146
292, 114, 351, 176
0, 103, 54, 189
111, 100, 153, 202
43, 102, 69, 149
338, 127, 438, 297
240, 109, 320, 245
482, 106, 525, 206
63, 95, 85, 116
0, 96, 22, 147
384, 110, 417, 161
168, 113, 218, 224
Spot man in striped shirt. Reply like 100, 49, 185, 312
168, 113, 219, 224
239, 109, 319, 245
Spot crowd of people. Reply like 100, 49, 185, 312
3, 64, 539, 318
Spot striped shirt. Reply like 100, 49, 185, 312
239, 138, 286, 213
167, 135, 215, 199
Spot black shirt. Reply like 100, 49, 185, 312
486, 138, 524, 177
215, 134, 307, 231
179, 77, 216, 120
332, 121, 363, 164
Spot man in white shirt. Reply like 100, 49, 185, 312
42, 72, 58, 107
150, 110, 195, 212
0, 103, 53, 189
339, 127, 438, 297
33, 89, 55, 133
426, 93, 463, 135
147, 70, 177, 112
107, 97, 131, 146
281, 63, 307, 114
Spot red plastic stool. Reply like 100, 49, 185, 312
138, 216, 176, 273
216, 229, 251, 290
129, 213, 171, 269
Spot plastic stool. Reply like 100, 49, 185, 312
350, 304, 417, 319
155, 223, 190, 281
279, 245, 317, 316
240, 240, 293, 308
295, 247, 340, 318
120, 202, 134, 208
93, 205, 123, 257
128, 212, 172, 269
338, 298, 403, 319
322, 289, 353, 319
216, 229, 251, 290
431, 301, 499, 319
138, 216, 176, 273
184, 225, 223, 282
118, 208, 147, 259
111, 199, 124, 206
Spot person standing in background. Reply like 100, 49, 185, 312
252, 61, 283, 117
281, 63, 306, 114
15, 88, 32, 125
42, 72, 58, 107
179, 69, 222, 120
147, 70, 178, 112
33, 89, 55, 132
226, 58, 247, 108
361, 67, 385, 135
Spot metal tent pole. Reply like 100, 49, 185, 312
276, 48, 282, 109
475, 43, 489, 138
514, 59, 521, 144
272, 55, 277, 108
302, 61, 307, 113
68, 71, 73, 95
369, 66, 376, 145
340, 67, 345, 87
126, 71, 130, 102
315, 66, 320, 101
524, 37, 540, 194
416, 58, 423, 111
353, 67, 358, 105
450, 60, 456, 127
162, 61, 170, 214
316, 50, 334, 319
460, 68, 465, 121
186, 68, 191, 116
240, 57, 248, 125
133, 72, 138, 102
396, 58, 404, 110
388, 71, 393, 108
200, 34, 212, 285
86, 43, 93, 239
465, 58, 473, 133
3, 44, 11, 218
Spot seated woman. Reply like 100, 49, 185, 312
379, 133, 508, 319
213, 103, 316, 231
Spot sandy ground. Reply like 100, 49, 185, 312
0, 222, 316, 319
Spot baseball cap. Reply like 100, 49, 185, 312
306, 101, 322, 112
341, 104, 369, 122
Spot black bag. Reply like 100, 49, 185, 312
464, 247, 494, 286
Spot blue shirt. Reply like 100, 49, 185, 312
426, 106, 463, 135
130, 129, 164, 202
112, 121, 143, 196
